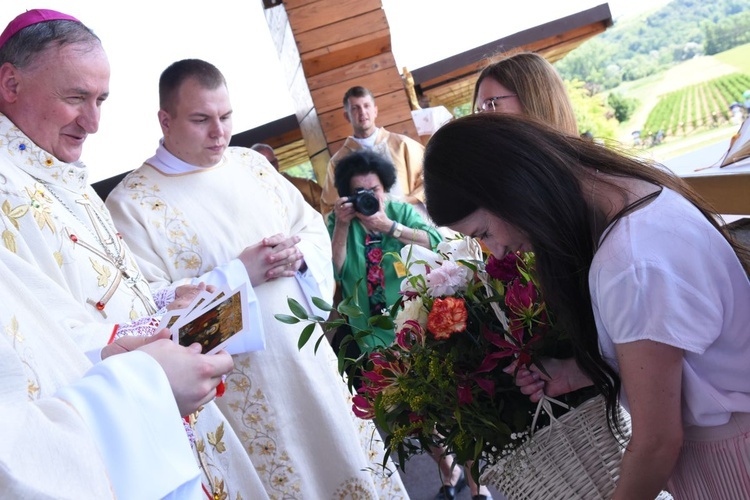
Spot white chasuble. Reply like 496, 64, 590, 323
0, 114, 267, 499
107, 146, 408, 499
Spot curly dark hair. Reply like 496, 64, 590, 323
334, 150, 397, 197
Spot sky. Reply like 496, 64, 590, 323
1, 0, 671, 181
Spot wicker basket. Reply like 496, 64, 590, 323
481, 395, 632, 500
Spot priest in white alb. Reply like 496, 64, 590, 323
106, 58, 408, 498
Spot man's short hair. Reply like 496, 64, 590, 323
159, 58, 226, 114
342, 86, 375, 110
0, 19, 99, 68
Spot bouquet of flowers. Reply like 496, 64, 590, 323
276, 237, 585, 480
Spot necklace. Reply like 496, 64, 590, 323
31, 178, 155, 316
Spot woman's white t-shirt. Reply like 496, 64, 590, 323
590, 188, 750, 427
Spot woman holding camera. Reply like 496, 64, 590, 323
328, 150, 442, 353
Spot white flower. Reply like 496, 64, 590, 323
399, 244, 442, 295
426, 260, 471, 297
394, 295, 428, 332
437, 236, 483, 263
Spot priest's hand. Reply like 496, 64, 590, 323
238, 233, 303, 285
137, 330, 234, 416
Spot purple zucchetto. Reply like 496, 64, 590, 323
0, 9, 80, 49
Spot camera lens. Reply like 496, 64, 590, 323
356, 192, 379, 216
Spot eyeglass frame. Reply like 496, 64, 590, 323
475, 94, 518, 113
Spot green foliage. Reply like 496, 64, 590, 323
607, 92, 639, 123
704, 10, 750, 54
453, 102, 472, 118
283, 161, 316, 180
565, 80, 618, 139
556, 0, 750, 90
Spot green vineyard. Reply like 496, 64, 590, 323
643, 72, 750, 137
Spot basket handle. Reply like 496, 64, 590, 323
529, 395, 570, 437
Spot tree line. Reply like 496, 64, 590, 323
555, 0, 750, 92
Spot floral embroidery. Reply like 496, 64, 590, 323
90, 257, 113, 287
118, 172, 205, 273
221, 356, 302, 498
190, 413, 244, 500
3, 316, 42, 401
2, 122, 87, 190
365, 234, 386, 316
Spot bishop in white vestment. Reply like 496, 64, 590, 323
0, 114, 268, 499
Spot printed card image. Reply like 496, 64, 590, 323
176, 286, 248, 354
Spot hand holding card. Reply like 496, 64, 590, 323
159, 283, 254, 354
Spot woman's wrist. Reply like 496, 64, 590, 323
387, 221, 404, 238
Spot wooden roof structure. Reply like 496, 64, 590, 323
230, 2, 613, 178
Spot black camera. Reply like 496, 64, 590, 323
345, 188, 379, 216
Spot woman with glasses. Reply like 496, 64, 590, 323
423, 113, 750, 499
473, 50, 579, 136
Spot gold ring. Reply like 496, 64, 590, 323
287, 262, 293, 268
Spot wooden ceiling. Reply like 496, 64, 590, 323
230, 3, 613, 173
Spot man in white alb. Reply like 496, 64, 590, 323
106, 58, 408, 498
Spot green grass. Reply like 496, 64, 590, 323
715, 43, 750, 74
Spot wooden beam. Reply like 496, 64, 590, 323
300, 29, 391, 77
410, 4, 611, 87
307, 52, 396, 91
311, 65, 403, 114
294, 9, 388, 54
285, 0, 382, 35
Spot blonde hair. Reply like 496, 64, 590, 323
473, 50, 578, 136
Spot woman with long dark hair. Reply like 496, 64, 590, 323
422, 113, 750, 499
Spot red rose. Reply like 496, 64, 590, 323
427, 297, 468, 340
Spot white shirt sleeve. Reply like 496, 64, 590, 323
295, 238, 335, 317
55, 351, 202, 499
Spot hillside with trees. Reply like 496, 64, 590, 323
556, 0, 750, 91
